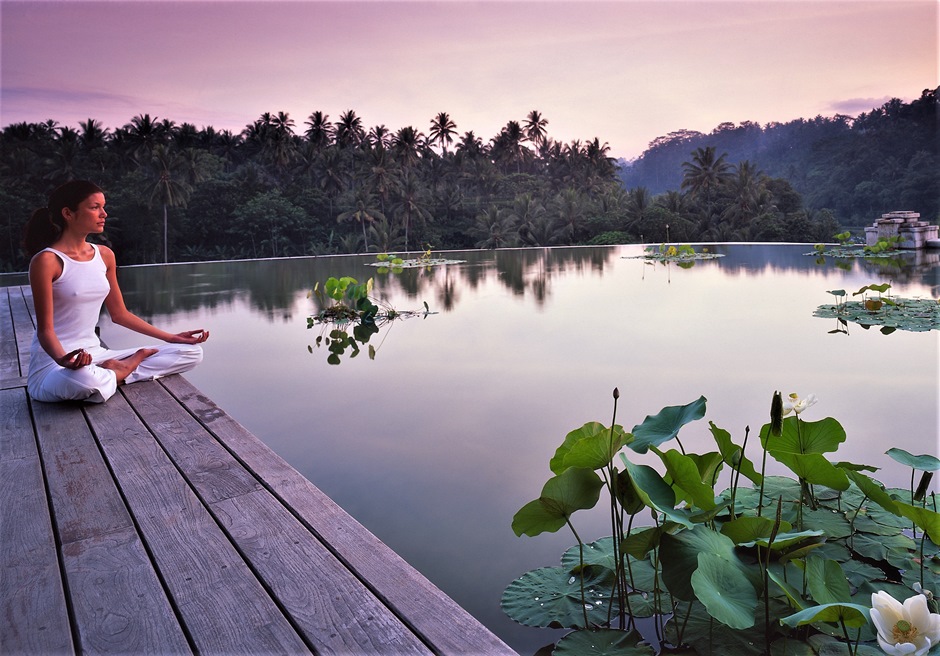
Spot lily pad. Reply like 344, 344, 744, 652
553, 628, 655, 655
367, 257, 465, 268
814, 297, 940, 332
501, 565, 617, 628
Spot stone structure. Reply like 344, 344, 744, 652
864, 211, 939, 249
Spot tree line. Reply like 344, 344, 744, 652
4, 98, 902, 270
620, 87, 938, 229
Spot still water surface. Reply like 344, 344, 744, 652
35, 244, 940, 653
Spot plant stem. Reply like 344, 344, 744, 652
565, 518, 590, 629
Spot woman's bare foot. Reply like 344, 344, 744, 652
100, 348, 158, 384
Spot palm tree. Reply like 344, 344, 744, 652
334, 110, 364, 148
304, 111, 334, 150
368, 124, 392, 150
491, 121, 526, 173
392, 126, 424, 170
337, 187, 385, 251
148, 144, 193, 263
523, 110, 548, 147
124, 114, 163, 158
428, 112, 457, 154
681, 146, 732, 222
473, 205, 516, 249
392, 171, 432, 251
552, 188, 588, 242
509, 193, 545, 245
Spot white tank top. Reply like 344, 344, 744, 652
29, 244, 110, 365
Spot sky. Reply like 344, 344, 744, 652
1, 0, 937, 160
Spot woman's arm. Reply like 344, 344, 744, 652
29, 251, 92, 368
100, 246, 209, 344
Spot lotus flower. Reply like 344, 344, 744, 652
871, 590, 940, 655
782, 393, 817, 416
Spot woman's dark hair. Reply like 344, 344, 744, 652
22, 180, 104, 257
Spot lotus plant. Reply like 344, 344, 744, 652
782, 392, 818, 416
871, 590, 940, 655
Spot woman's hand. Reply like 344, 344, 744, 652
170, 329, 210, 344
56, 348, 92, 369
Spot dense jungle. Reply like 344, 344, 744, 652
0, 87, 935, 271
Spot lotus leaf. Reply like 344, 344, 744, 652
886, 447, 940, 471
761, 417, 846, 455
501, 565, 618, 628
780, 602, 870, 629
629, 396, 707, 454
805, 558, 851, 604
659, 525, 744, 601
552, 628, 655, 655
512, 467, 604, 537
709, 422, 762, 485
691, 551, 758, 629
663, 601, 765, 655
551, 422, 631, 475
619, 458, 695, 528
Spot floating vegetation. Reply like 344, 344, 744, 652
367, 247, 465, 270
814, 284, 939, 333
503, 391, 940, 655
306, 276, 433, 364
809, 233, 906, 259
626, 243, 724, 267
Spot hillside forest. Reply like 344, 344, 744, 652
0, 87, 935, 270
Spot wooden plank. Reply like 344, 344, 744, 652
30, 399, 191, 654
162, 376, 516, 656
9, 286, 34, 376
124, 379, 433, 654
31, 400, 134, 543
0, 387, 74, 655
84, 390, 311, 654
62, 528, 193, 655
0, 287, 20, 380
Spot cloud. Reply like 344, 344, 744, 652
827, 96, 900, 115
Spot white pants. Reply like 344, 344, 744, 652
28, 344, 203, 404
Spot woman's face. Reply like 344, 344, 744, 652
64, 192, 107, 234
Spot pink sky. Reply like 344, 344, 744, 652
2, 0, 936, 159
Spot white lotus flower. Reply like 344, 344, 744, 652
782, 392, 817, 416
871, 590, 940, 655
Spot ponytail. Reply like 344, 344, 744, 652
22, 180, 103, 257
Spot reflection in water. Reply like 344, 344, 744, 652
20, 243, 938, 656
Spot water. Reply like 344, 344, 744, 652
11, 244, 939, 653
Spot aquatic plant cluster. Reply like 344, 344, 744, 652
809, 232, 917, 261
815, 284, 940, 334
624, 243, 725, 269
503, 391, 940, 655
306, 275, 432, 364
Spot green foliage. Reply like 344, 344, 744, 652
504, 392, 940, 655
620, 89, 940, 226
307, 275, 431, 364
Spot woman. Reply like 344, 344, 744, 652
23, 180, 209, 403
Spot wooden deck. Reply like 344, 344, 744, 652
1, 284, 515, 655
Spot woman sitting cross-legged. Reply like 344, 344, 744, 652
23, 179, 209, 403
